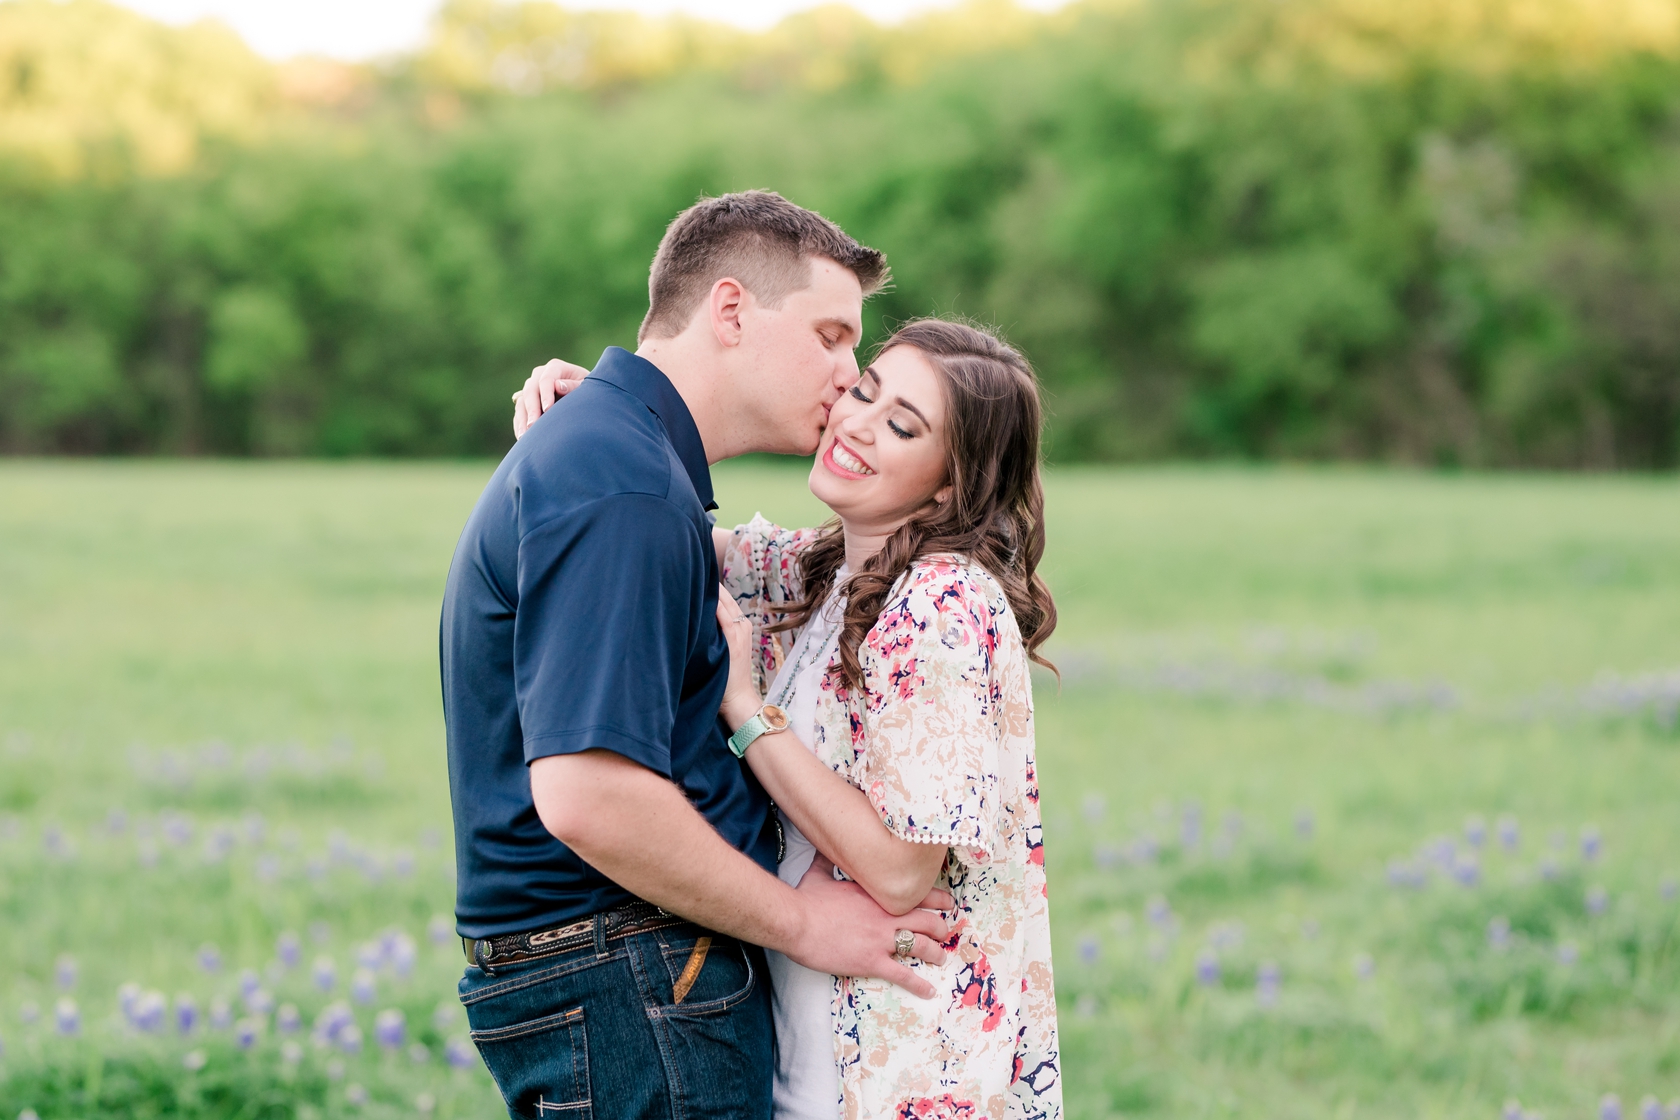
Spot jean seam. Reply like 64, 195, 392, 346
627, 934, 689, 1120
468, 1005, 583, 1044
648, 942, 756, 1019
461, 949, 627, 1005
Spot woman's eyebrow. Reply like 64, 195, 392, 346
867, 367, 930, 427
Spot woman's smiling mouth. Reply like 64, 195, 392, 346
824, 438, 876, 478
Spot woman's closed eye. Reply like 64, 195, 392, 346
887, 419, 914, 440
849, 383, 873, 404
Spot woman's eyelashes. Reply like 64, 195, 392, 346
848, 384, 918, 440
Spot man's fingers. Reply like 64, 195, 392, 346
882, 961, 937, 1000
896, 907, 949, 945
910, 933, 945, 968
917, 888, 954, 912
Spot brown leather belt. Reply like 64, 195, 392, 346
461, 901, 688, 973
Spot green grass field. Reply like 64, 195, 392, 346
1, 461, 1677, 1120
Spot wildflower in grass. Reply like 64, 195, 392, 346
1498, 816, 1520, 851
235, 1017, 260, 1049
326, 1058, 346, 1081
1082, 794, 1106, 823
238, 968, 260, 998
346, 1083, 368, 1107
339, 1024, 364, 1054
1352, 952, 1374, 980
42, 824, 69, 859
182, 1049, 207, 1071
313, 1001, 353, 1044
1195, 952, 1220, 986
1074, 993, 1098, 1018
1667, 1099, 1680, 1119
1582, 827, 1602, 862
417, 1092, 437, 1114
53, 955, 75, 990
245, 987, 274, 1016
274, 1002, 300, 1033
1453, 854, 1481, 888
375, 1008, 406, 1049
175, 994, 198, 1034
281, 1040, 303, 1065
1146, 896, 1172, 928
1662, 878, 1678, 902
391, 933, 418, 977
134, 991, 166, 1033
1540, 858, 1561, 882
1641, 1096, 1662, 1120
19, 1001, 39, 1025
351, 968, 376, 1005
1487, 916, 1511, 951
19, 1110, 38, 1120
1557, 942, 1579, 966
433, 1002, 459, 1032
427, 915, 453, 946
310, 921, 331, 945
198, 943, 221, 973
1131, 835, 1159, 864
255, 856, 280, 883
209, 997, 233, 1030
393, 850, 415, 877
1465, 816, 1487, 847
137, 840, 159, 868
445, 1036, 477, 1070
1077, 937, 1099, 965
409, 1042, 430, 1064
54, 998, 78, 1036
243, 812, 265, 844
117, 982, 140, 1020
1503, 1100, 1522, 1120
313, 956, 336, 992
276, 931, 300, 969
1587, 886, 1609, 916
1602, 1095, 1622, 1120
1181, 803, 1202, 849
1256, 962, 1280, 1007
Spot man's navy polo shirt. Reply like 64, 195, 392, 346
440, 346, 778, 939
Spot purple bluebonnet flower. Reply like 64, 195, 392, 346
325, 1058, 346, 1081
1353, 953, 1374, 980
182, 1049, 207, 1072
356, 941, 383, 971
209, 997, 233, 1030
1587, 886, 1609, 916
445, 1036, 477, 1070
1093, 844, 1120, 870
17, 1110, 37, 1120
235, 1018, 259, 1049
19, 1000, 39, 1025
1641, 1096, 1662, 1120
1557, 942, 1580, 966
433, 1002, 459, 1032
313, 956, 336, 993
416, 1091, 437, 1113
306, 858, 328, 881
1503, 1101, 1523, 1120
106, 809, 127, 835
1295, 810, 1315, 840
1487, 917, 1511, 950
238, 969, 260, 998
137, 840, 159, 868
42, 824, 69, 859
1540, 858, 1561, 881
1452, 854, 1481, 888
310, 921, 331, 945
346, 1083, 369, 1107
1602, 1094, 1623, 1120
1582, 827, 1603, 863
375, 1009, 406, 1050
280, 1039, 303, 1065
1077, 937, 1099, 966
393, 850, 415, 877
175, 994, 198, 1034
54, 955, 76, 991
350, 968, 376, 1006
255, 856, 280, 883
1145, 896, 1172, 928
198, 944, 221, 973
1082, 794, 1106, 824
1662, 878, 1678, 902
117, 982, 140, 1020
1256, 962, 1280, 1007
245, 988, 274, 1016
1181, 803, 1203, 849
243, 813, 265, 845
1195, 952, 1220, 986
276, 1003, 301, 1033
409, 1042, 430, 1064
338, 1024, 364, 1055
54, 998, 78, 1036
133, 991, 167, 1033
276, 931, 301, 969
313, 1001, 352, 1043
1497, 815, 1520, 851
427, 915, 453, 947
1464, 816, 1487, 848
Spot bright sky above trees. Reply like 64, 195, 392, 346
114, 0, 1067, 58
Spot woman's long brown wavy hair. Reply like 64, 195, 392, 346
772, 318, 1057, 688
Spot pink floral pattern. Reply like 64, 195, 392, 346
722, 515, 1061, 1120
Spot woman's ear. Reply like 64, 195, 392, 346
934, 484, 953, 506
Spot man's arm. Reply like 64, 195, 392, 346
531, 749, 949, 998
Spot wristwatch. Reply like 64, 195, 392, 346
727, 704, 790, 758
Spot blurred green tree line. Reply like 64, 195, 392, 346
2, 0, 1679, 464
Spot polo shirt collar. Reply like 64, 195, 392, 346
590, 347, 716, 511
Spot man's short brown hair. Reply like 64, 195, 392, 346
638, 190, 889, 343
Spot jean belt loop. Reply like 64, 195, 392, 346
592, 910, 609, 960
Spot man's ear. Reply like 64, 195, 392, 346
709, 278, 746, 348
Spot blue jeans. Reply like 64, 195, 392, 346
460, 908, 773, 1120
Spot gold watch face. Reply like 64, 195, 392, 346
761, 704, 790, 732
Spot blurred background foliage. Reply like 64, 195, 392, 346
2, 0, 1679, 465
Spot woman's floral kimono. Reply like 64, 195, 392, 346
721, 515, 1061, 1120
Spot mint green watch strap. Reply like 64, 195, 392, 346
727, 713, 768, 758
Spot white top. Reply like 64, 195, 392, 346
762, 569, 847, 1120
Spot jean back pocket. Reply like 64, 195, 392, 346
470, 1005, 591, 1119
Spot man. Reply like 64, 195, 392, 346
441, 191, 948, 1120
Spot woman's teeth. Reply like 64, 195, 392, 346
833, 443, 875, 476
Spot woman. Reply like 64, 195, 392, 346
517, 319, 1060, 1120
